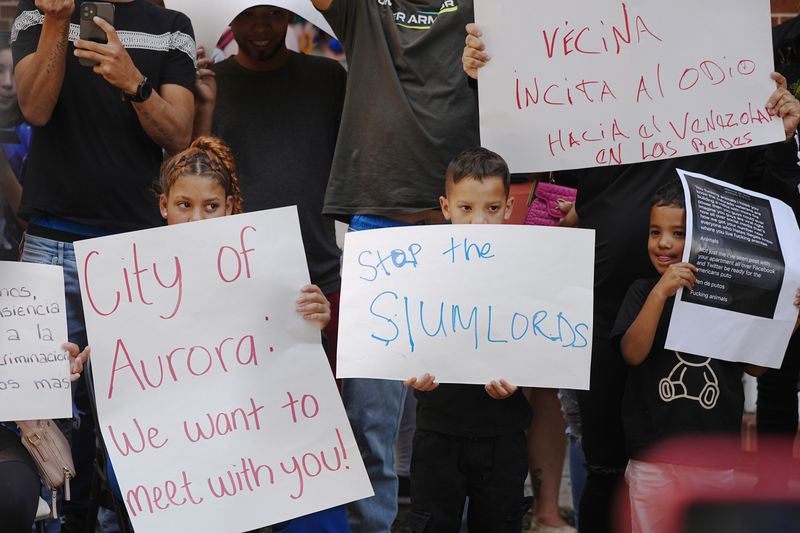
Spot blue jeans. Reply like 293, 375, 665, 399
20, 234, 91, 533
343, 216, 411, 532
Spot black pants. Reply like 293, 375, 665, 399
0, 427, 40, 533
576, 336, 630, 533
410, 429, 530, 532
756, 329, 800, 488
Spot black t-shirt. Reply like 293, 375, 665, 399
611, 278, 745, 462
561, 141, 800, 337
211, 53, 345, 294
415, 384, 532, 438
11, 0, 196, 232
321, 0, 480, 219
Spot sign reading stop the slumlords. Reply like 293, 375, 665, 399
475, 0, 784, 172
75, 208, 371, 533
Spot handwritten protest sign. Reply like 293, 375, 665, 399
74, 208, 371, 533
666, 170, 800, 367
168, 0, 335, 53
475, 0, 784, 172
337, 225, 595, 389
0, 262, 70, 420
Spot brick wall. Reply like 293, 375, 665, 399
0, 1, 799, 31
0, 1, 16, 31
773, 0, 800, 25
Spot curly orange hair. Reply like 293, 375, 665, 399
159, 136, 244, 214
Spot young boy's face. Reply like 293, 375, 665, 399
648, 204, 686, 275
439, 176, 514, 224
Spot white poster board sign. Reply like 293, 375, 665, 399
75, 208, 371, 533
337, 225, 595, 389
168, 0, 335, 54
0, 261, 70, 420
666, 170, 800, 367
475, 0, 784, 173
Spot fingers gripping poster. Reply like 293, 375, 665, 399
74, 208, 371, 533
666, 171, 800, 367
336, 225, 595, 389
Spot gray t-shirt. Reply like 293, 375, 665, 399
211, 53, 345, 293
322, 0, 480, 219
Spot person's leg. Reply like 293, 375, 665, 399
342, 377, 406, 532
342, 215, 413, 532
396, 391, 417, 505
0, 460, 40, 533
273, 506, 350, 532
624, 461, 675, 533
576, 337, 629, 533
527, 387, 571, 530
567, 435, 587, 532
409, 430, 468, 533
559, 389, 587, 532
756, 330, 800, 490
465, 432, 530, 533
323, 290, 341, 390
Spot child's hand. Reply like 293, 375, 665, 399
404, 373, 439, 392
296, 284, 331, 330
64, 343, 90, 382
485, 379, 517, 399
654, 262, 697, 299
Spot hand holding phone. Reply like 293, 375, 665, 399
78, 2, 115, 67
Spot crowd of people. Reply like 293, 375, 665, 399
1, 1, 800, 533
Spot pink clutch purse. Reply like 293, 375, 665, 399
523, 177, 577, 226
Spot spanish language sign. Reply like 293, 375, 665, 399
337, 225, 595, 389
666, 170, 800, 367
168, 0, 335, 53
0, 261, 70, 420
475, 0, 784, 172
74, 208, 371, 533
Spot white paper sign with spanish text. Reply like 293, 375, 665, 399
0, 261, 70, 420
475, 0, 784, 172
666, 170, 800, 368
74, 208, 371, 533
337, 225, 595, 389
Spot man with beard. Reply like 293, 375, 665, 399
194, 4, 345, 396
193, 9, 347, 530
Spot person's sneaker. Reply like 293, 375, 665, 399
527, 520, 576, 533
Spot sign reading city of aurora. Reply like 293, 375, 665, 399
74, 208, 371, 533
0, 261, 70, 420
168, 0, 336, 53
474, 0, 784, 172
337, 225, 595, 389
665, 170, 800, 368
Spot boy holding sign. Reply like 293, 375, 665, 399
404, 147, 532, 532
611, 181, 800, 533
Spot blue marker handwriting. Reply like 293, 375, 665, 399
358, 243, 423, 282
368, 292, 589, 353
442, 237, 495, 264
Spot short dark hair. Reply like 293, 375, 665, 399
445, 147, 510, 196
651, 179, 685, 209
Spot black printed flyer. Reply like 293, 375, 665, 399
665, 170, 800, 367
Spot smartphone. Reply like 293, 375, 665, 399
78, 2, 115, 67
